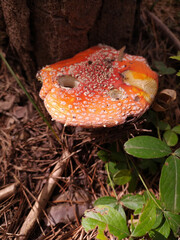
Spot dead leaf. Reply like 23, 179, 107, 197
45, 189, 91, 226
52, 188, 90, 204
13, 105, 28, 119
153, 89, 177, 112
159, 89, 177, 103
6, 117, 16, 127
117, 46, 126, 61
152, 102, 167, 112
45, 202, 88, 226
0, 94, 16, 112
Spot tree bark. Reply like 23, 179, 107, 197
89, 0, 137, 49
1, 0, 35, 79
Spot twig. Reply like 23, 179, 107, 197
145, 10, 180, 50
0, 182, 20, 202
18, 149, 70, 240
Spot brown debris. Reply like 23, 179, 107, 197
44, 188, 91, 226
18, 149, 71, 240
0, 94, 16, 112
145, 10, 180, 50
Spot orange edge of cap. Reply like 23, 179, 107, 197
118, 61, 158, 83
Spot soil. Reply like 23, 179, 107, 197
0, 1, 180, 239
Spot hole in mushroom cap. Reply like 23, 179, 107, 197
108, 89, 127, 101
57, 75, 80, 89
134, 95, 140, 102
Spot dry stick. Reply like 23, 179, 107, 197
0, 182, 20, 202
18, 149, 70, 240
146, 10, 180, 50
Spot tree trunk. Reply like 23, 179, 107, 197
1, 0, 140, 80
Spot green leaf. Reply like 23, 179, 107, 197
114, 204, 127, 221
159, 155, 180, 213
172, 124, 180, 134
162, 67, 176, 75
82, 205, 129, 240
164, 211, 180, 237
139, 159, 158, 175
97, 150, 109, 162
106, 161, 118, 176
113, 169, 132, 185
146, 110, 159, 127
170, 55, 180, 61
134, 208, 143, 215
177, 70, 180, 76
110, 150, 126, 162
100, 144, 126, 163
131, 198, 156, 237
107, 161, 127, 177
121, 194, 145, 210
156, 220, 170, 239
174, 148, 180, 158
154, 61, 166, 70
158, 120, 171, 131
149, 219, 171, 240
94, 197, 127, 221
94, 196, 117, 208
124, 136, 172, 159
128, 170, 138, 192
152, 209, 163, 229
154, 60, 176, 75
163, 130, 178, 146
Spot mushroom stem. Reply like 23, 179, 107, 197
18, 148, 71, 240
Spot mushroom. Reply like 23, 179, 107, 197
37, 45, 158, 128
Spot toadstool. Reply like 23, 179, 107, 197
37, 45, 158, 128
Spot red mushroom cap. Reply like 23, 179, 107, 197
38, 45, 158, 128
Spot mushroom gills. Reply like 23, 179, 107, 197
57, 75, 80, 89
122, 70, 158, 103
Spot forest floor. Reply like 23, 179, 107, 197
0, 1, 180, 240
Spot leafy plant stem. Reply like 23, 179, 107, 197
0, 52, 62, 144
157, 126, 161, 140
122, 145, 132, 170
129, 157, 163, 211
105, 162, 118, 200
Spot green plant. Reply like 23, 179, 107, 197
170, 51, 180, 77
153, 60, 176, 75
82, 131, 180, 239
